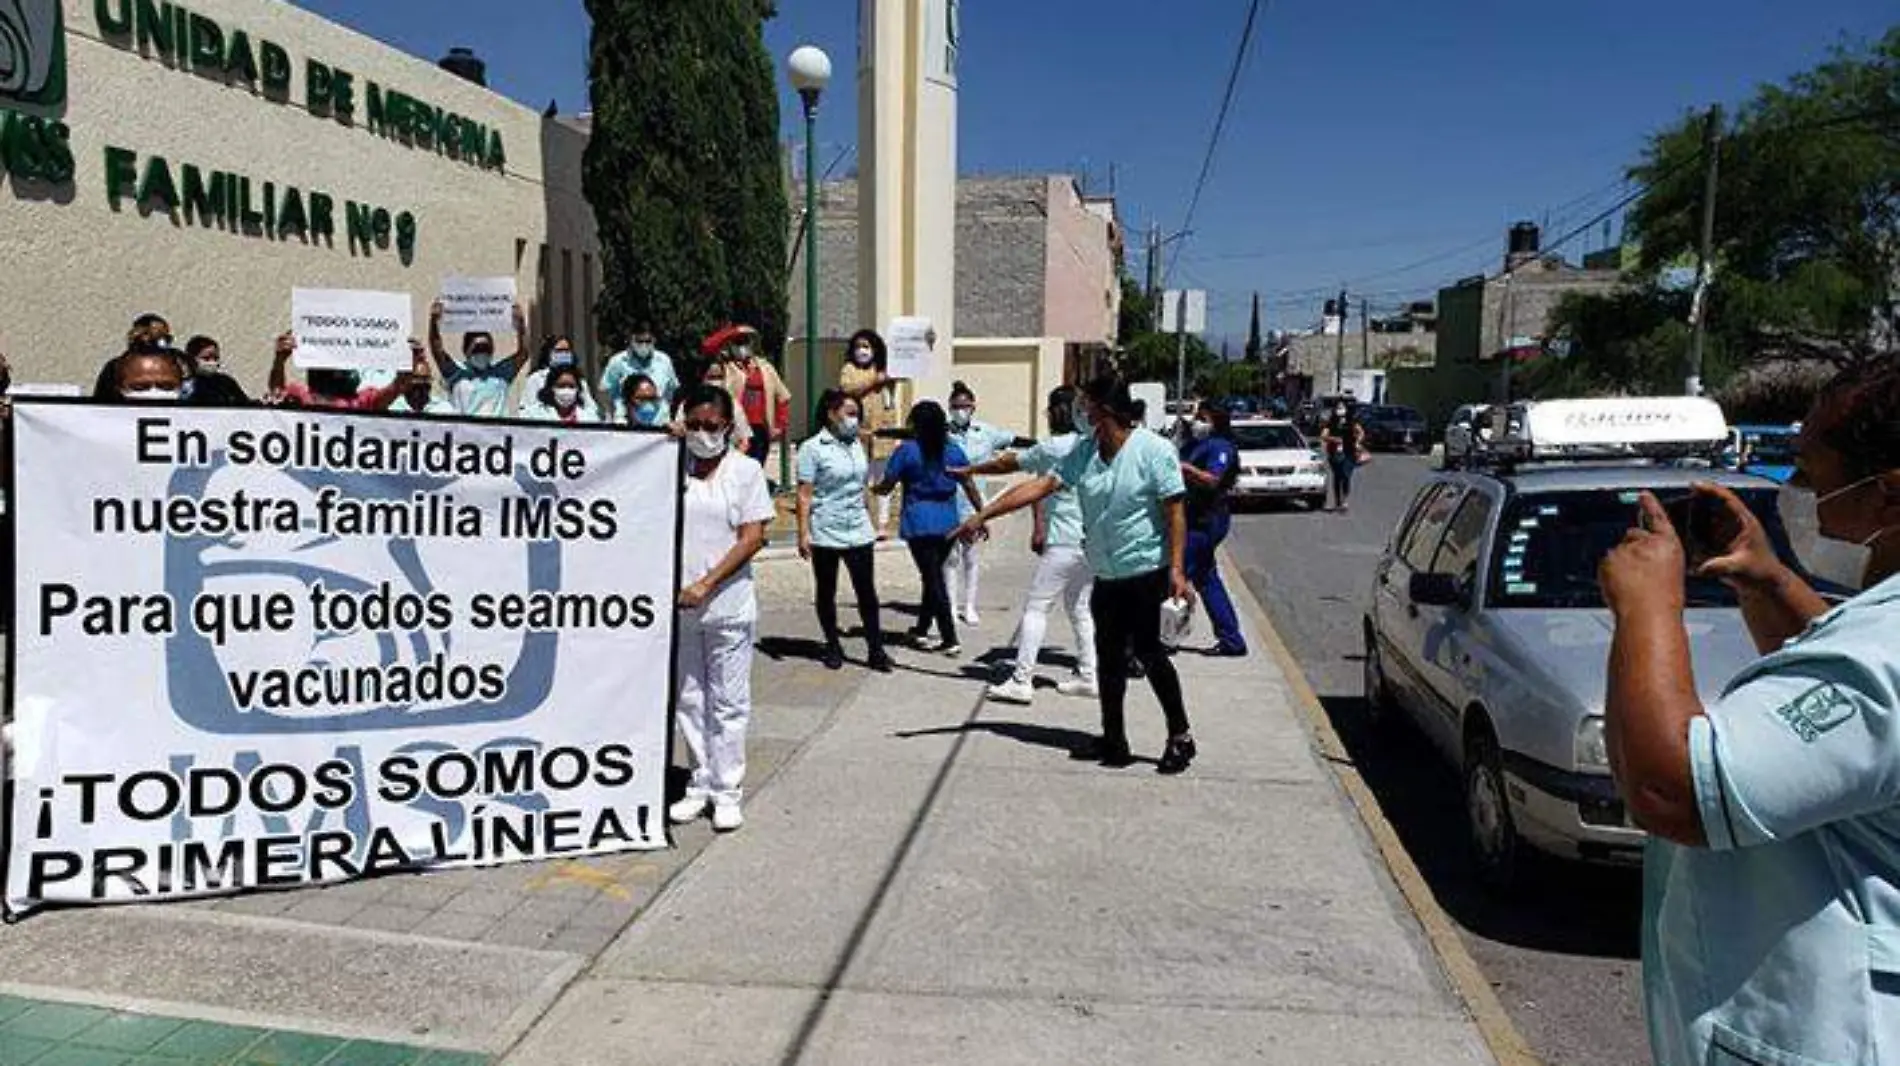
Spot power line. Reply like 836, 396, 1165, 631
1164, 0, 1268, 286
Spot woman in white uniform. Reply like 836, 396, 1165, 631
946, 381, 1016, 626
667, 384, 777, 833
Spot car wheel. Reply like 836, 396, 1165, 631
1304, 493, 1327, 511
1362, 626, 1397, 728
1465, 728, 1522, 894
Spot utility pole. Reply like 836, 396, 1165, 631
1687, 104, 1723, 397
1332, 288, 1347, 396
1360, 297, 1370, 373
1175, 289, 1190, 409
1145, 223, 1162, 327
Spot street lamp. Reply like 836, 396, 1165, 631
787, 45, 831, 492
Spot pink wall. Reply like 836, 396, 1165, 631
1042, 178, 1118, 347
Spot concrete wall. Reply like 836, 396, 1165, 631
1, 0, 598, 392
1041, 177, 1117, 347
1287, 331, 1435, 383
954, 177, 1046, 338
1436, 261, 1621, 365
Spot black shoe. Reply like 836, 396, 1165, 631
822, 645, 845, 671
867, 650, 895, 674
1073, 736, 1135, 768
1211, 644, 1249, 658
1157, 735, 1198, 776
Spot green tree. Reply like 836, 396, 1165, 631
1628, 28, 1900, 367
1245, 292, 1263, 363
1519, 287, 1730, 399
1117, 330, 1218, 393
1117, 272, 1154, 343
584, 0, 789, 361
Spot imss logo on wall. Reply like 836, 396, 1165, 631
0, 0, 65, 107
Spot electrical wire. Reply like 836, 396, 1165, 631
1163, 0, 1268, 286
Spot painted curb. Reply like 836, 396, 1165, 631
1219, 545, 1542, 1066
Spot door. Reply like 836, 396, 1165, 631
1374, 481, 1463, 744
1411, 488, 1498, 754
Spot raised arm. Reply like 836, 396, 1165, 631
426, 301, 458, 378
958, 451, 1023, 479
953, 475, 1062, 541
269, 332, 295, 396
505, 304, 531, 379
1690, 482, 1831, 654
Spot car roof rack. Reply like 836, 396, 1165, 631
1463, 397, 1731, 475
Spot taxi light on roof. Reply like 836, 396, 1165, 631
1517, 397, 1730, 453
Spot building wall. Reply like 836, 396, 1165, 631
1041, 177, 1116, 349
1286, 331, 1435, 382
954, 177, 1048, 338
1, 0, 598, 392
1436, 261, 1621, 365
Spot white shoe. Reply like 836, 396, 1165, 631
668, 796, 708, 825
1057, 678, 1099, 699
961, 609, 981, 627
711, 802, 744, 833
933, 640, 963, 658
986, 679, 1035, 705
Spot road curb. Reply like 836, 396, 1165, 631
1219, 545, 1541, 1066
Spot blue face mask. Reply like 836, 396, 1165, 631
633, 400, 663, 425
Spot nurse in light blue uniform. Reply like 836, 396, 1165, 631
1598, 361, 1900, 1066
945, 381, 1017, 627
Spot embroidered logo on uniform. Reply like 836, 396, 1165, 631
1774, 683, 1858, 742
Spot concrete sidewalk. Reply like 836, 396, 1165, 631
502, 540, 1496, 1065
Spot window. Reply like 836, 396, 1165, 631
1431, 492, 1495, 582
1231, 424, 1306, 451
1397, 484, 1462, 571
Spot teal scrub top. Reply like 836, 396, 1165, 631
1052, 427, 1186, 581
951, 420, 1015, 519
601, 348, 680, 422
1015, 432, 1086, 549
1645, 573, 1900, 1066
796, 432, 876, 550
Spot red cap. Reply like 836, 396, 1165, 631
700, 324, 759, 357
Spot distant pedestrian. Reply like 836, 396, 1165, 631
839, 329, 900, 538
945, 381, 1015, 627
955, 386, 1099, 706
600, 324, 679, 422
1181, 399, 1247, 656
429, 299, 529, 418
797, 388, 893, 673
955, 376, 1199, 774
702, 325, 790, 467
1319, 401, 1366, 512
668, 384, 775, 834
874, 400, 983, 656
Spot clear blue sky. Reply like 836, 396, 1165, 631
294, 0, 1893, 344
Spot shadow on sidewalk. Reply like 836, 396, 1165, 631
893, 719, 1158, 768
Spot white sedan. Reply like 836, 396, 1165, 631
1229, 419, 1329, 510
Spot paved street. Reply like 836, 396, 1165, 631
1225, 456, 1648, 1066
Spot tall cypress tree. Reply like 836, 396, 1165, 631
1245, 292, 1263, 363
584, 0, 789, 362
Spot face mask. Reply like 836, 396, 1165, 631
551, 349, 577, 369
951, 408, 974, 430
469, 351, 494, 369
1191, 420, 1213, 441
687, 430, 729, 460
123, 387, 180, 403
634, 400, 663, 425
198, 360, 222, 376
553, 386, 580, 409
1335, 407, 1348, 419
631, 342, 654, 359
1782, 479, 1886, 592
731, 345, 753, 362
834, 416, 861, 440
852, 348, 875, 366
1071, 400, 1091, 429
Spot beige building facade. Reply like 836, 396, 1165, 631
0, 0, 598, 393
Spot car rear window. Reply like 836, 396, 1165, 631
1488, 487, 1796, 610
1232, 424, 1305, 450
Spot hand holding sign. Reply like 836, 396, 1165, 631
291, 289, 413, 373
439, 277, 519, 335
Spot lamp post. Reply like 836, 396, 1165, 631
787, 45, 832, 493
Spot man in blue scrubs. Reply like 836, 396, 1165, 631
1598, 360, 1900, 1066
1180, 399, 1247, 656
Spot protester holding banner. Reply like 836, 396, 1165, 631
702, 325, 790, 467
798, 389, 893, 674
620, 375, 668, 428
953, 376, 1199, 775
92, 314, 178, 399
601, 325, 678, 423
523, 364, 599, 425
519, 335, 600, 419
875, 401, 984, 656
840, 329, 900, 539
669, 384, 777, 833
105, 341, 187, 403
182, 336, 252, 407
429, 299, 529, 419
268, 333, 415, 411
945, 382, 1015, 627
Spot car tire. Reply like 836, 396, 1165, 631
1464, 727, 1523, 895
1303, 494, 1327, 511
1362, 624, 1396, 728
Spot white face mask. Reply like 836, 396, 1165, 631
687, 430, 729, 460
1781, 478, 1886, 592
1191, 420, 1213, 441
951, 408, 974, 430
731, 345, 753, 362
123, 387, 180, 403
553, 386, 580, 409
834, 416, 860, 440
631, 342, 654, 359
852, 347, 876, 366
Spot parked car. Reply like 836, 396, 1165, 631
1228, 419, 1328, 509
1362, 397, 1801, 890
1356, 404, 1429, 453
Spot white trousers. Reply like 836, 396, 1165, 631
945, 539, 981, 616
675, 615, 755, 805
1010, 545, 1097, 686
869, 457, 893, 530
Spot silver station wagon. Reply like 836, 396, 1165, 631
1363, 400, 1800, 890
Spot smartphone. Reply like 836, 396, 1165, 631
1660, 492, 1722, 560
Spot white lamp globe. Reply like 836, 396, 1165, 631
787, 45, 832, 95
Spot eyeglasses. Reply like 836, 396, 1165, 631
683, 419, 727, 433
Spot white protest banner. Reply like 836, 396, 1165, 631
4, 403, 681, 916
438, 276, 519, 335
291, 288, 413, 373
887, 316, 936, 382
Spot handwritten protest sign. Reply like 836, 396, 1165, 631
439, 277, 519, 335
4, 403, 682, 916
291, 289, 413, 373
887, 317, 936, 382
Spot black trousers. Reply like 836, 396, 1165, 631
1090, 568, 1190, 748
905, 535, 959, 645
811, 544, 883, 653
